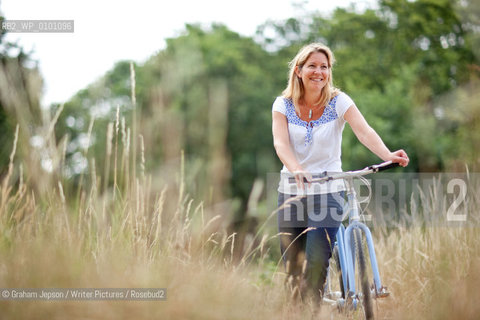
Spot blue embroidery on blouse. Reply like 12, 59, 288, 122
284, 95, 339, 146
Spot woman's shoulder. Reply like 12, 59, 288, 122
276, 95, 293, 103
273, 96, 291, 114
332, 90, 350, 100
330, 91, 354, 119
274, 96, 295, 108
331, 91, 354, 106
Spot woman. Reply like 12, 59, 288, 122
272, 43, 409, 301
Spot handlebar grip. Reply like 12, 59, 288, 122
375, 161, 399, 172
287, 177, 311, 183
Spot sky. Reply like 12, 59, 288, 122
1, 0, 373, 106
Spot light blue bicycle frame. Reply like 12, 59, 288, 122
334, 176, 384, 300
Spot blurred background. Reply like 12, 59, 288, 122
1, 0, 479, 226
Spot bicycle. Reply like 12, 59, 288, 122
296, 161, 399, 319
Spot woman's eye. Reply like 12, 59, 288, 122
321, 66, 328, 70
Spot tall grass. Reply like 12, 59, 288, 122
374, 176, 480, 320
0, 61, 295, 319
1, 60, 480, 320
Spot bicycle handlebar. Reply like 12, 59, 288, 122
288, 161, 400, 184
374, 161, 399, 172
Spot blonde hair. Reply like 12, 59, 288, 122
282, 43, 340, 116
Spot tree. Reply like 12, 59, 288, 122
256, 0, 478, 171
56, 0, 480, 225
0, 12, 44, 184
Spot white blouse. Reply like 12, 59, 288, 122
272, 92, 354, 195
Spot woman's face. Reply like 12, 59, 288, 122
295, 51, 330, 94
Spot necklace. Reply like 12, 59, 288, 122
307, 105, 324, 120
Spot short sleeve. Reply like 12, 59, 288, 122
272, 97, 287, 115
335, 92, 354, 120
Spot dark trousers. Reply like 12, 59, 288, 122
277, 192, 344, 300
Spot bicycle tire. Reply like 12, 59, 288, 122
332, 245, 345, 299
354, 228, 374, 320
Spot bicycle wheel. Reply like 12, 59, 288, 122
354, 228, 374, 320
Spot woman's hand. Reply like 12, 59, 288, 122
293, 167, 312, 190
387, 149, 409, 167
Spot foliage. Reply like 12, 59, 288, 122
4, 0, 479, 218
257, 0, 479, 171
56, 24, 282, 218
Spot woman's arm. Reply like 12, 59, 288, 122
344, 104, 409, 167
272, 111, 311, 189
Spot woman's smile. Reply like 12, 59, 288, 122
296, 51, 330, 91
